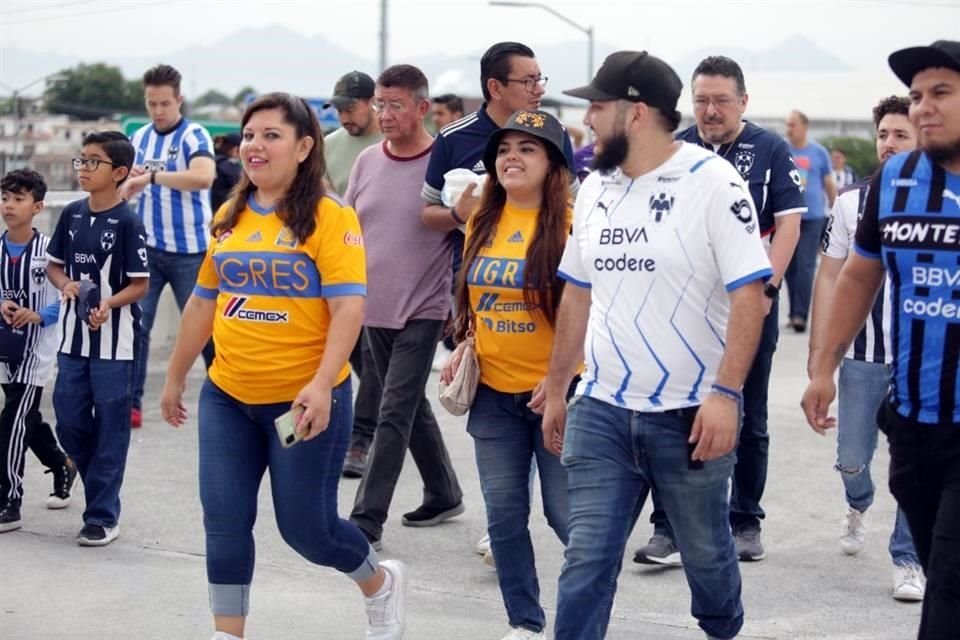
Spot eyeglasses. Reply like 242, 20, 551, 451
72, 158, 118, 171
503, 76, 549, 92
371, 99, 411, 114
692, 96, 740, 111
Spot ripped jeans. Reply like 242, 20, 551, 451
837, 358, 918, 566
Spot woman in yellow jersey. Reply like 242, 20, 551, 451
442, 110, 577, 640
159, 94, 406, 640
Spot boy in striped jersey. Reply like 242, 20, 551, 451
124, 64, 216, 428
0, 169, 76, 533
810, 96, 924, 601
48, 132, 149, 547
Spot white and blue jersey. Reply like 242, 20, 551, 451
558, 143, 772, 412
854, 150, 960, 425
130, 118, 214, 254
677, 121, 807, 242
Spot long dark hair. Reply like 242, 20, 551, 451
454, 144, 570, 342
211, 93, 326, 244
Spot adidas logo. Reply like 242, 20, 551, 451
507, 231, 524, 243
246, 231, 263, 242
471, 160, 486, 172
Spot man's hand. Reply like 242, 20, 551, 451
762, 296, 774, 317
801, 375, 838, 435
88, 300, 111, 330
61, 281, 80, 300
1, 300, 18, 325
689, 394, 740, 461
454, 183, 480, 224
119, 172, 150, 201
10, 307, 41, 329
129, 166, 148, 179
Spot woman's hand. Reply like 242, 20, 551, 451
160, 377, 188, 428
293, 381, 333, 441
440, 341, 468, 385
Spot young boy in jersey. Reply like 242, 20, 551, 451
0, 169, 76, 533
47, 131, 149, 547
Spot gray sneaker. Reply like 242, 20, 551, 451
342, 447, 368, 479
734, 528, 765, 561
633, 533, 682, 566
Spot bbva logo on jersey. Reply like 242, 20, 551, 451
649, 191, 674, 223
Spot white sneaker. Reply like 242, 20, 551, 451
483, 548, 495, 569
210, 633, 243, 640
502, 628, 545, 639
892, 563, 925, 602
475, 533, 490, 555
366, 560, 407, 639
431, 344, 452, 372
840, 507, 866, 555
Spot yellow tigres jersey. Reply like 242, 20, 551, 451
195, 194, 366, 404
466, 202, 573, 393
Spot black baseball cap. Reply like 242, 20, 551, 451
323, 71, 376, 109
221, 132, 241, 149
563, 51, 682, 114
889, 40, 960, 87
483, 109, 576, 176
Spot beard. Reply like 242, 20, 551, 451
591, 129, 630, 173
925, 137, 960, 167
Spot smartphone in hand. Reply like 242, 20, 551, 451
274, 405, 306, 448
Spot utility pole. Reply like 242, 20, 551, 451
379, 0, 388, 73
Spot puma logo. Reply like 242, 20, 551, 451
944, 189, 960, 209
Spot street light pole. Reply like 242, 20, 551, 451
379, 0, 388, 73
1, 73, 63, 169
488, 1, 594, 84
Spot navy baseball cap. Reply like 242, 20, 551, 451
889, 40, 960, 87
323, 71, 376, 110
483, 110, 576, 176
563, 51, 682, 114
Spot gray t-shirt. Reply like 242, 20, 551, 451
346, 141, 452, 329
323, 127, 383, 197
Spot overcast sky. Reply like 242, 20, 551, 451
2, 0, 957, 73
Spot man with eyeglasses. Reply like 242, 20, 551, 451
346, 65, 464, 551
632, 55, 805, 567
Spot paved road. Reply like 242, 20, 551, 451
0, 314, 921, 640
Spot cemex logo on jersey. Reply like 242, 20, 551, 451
734, 151, 755, 178
223, 296, 289, 323
649, 192, 674, 223
475, 292, 537, 313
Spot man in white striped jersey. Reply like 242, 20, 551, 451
808, 95, 924, 601
123, 64, 216, 428
0, 169, 76, 534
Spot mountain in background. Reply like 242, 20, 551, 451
1, 27, 851, 101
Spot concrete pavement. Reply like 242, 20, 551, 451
0, 315, 921, 640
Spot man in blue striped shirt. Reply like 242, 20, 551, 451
121, 65, 216, 428
804, 40, 960, 640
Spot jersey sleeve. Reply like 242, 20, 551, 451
769, 140, 808, 217
821, 191, 854, 259
557, 190, 591, 289
124, 213, 150, 277
422, 134, 450, 205
705, 172, 773, 291
193, 244, 220, 300
46, 204, 71, 264
853, 172, 883, 259
316, 202, 367, 298
184, 126, 215, 162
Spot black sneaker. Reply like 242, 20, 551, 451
77, 523, 119, 547
0, 500, 22, 533
401, 502, 465, 527
342, 447, 368, 479
46, 458, 78, 510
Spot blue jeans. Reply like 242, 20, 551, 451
785, 218, 828, 322
53, 354, 133, 528
199, 378, 378, 616
133, 247, 214, 410
468, 384, 569, 633
555, 396, 743, 640
837, 358, 919, 566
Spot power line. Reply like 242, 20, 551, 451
3, 1, 166, 25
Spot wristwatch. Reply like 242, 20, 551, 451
763, 281, 780, 300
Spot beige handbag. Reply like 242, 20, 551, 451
438, 331, 480, 416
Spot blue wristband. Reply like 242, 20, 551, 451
710, 383, 742, 403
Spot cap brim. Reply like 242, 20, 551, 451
323, 96, 356, 110
889, 46, 960, 87
562, 85, 617, 101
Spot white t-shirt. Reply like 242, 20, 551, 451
821, 183, 892, 364
558, 142, 773, 412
